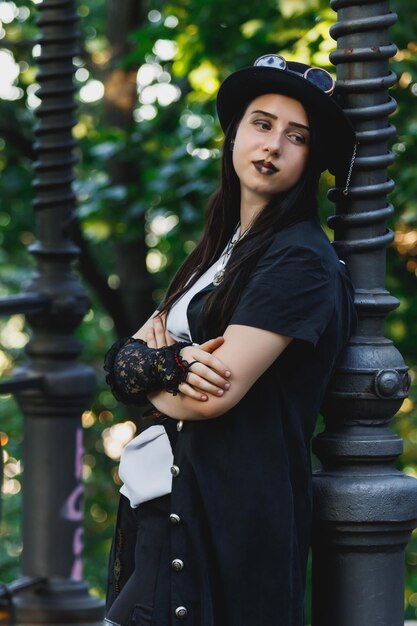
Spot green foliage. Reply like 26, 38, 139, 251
0, 395, 22, 580
1, 0, 417, 622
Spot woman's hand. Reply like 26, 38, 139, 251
146, 315, 231, 401
145, 314, 176, 348
179, 342, 231, 401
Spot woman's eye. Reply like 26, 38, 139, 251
288, 132, 306, 144
254, 120, 271, 131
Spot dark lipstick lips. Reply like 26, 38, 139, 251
254, 160, 278, 173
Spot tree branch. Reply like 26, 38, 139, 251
71, 217, 132, 337
0, 124, 35, 160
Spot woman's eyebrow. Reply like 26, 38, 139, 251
249, 109, 277, 120
290, 121, 310, 132
249, 109, 310, 132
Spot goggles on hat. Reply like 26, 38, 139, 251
254, 54, 336, 96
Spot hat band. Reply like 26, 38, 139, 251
254, 54, 335, 96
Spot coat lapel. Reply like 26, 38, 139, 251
186, 282, 217, 344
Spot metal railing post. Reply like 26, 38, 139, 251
311, 1, 417, 625
5, 0, 104, 623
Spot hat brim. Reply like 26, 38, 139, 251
216, 66, 356, 179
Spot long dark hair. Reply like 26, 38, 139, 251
159, 103, 322, 335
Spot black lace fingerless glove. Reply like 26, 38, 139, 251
104, 337, 192, 406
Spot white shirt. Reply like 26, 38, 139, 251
166, 226, 240, 342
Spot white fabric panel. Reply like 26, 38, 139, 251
119, 425, 174, 508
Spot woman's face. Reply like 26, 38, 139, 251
232, 93, 310, 207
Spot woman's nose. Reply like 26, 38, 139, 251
263, 132, 282, 156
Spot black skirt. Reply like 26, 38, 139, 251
106, 493, 171, 626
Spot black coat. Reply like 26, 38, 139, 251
106, 218, 357, 626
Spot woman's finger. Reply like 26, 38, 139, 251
199, 337, 225, 353
186, 372, 229, 396
178, 382, 208, 401
153, 312, 175, 346
152, 316, 167, 348
186, 349, 231, 378
187, 362, 230, 390
146, 327, 157, 349
164, 327, 176, 346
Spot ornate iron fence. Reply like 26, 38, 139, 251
0, 0, 103, 623
312, 1, 417, 625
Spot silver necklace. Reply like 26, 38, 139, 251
213, 224, 246, 286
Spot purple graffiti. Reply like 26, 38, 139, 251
70, 527, 84, 581
60, 426, 85, 579
75, 426, 84, 481
61, 484, 84, 521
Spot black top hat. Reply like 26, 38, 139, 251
216, 55, 357, 182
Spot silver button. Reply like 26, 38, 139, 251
176, 420, 184, 432
170, 513, 181, 524
172, 558, 184, 571
175, 606, 187, 619
171, 465, 180, 477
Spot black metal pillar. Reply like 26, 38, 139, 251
7, 0, 104, 623
312, 1, 417, 625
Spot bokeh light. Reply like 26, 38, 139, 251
80, 80, 105, 103
102, 421, 137, 460
0, 49, 20, 100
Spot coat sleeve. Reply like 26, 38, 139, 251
229, 244, 334, 347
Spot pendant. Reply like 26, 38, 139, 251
213, 269, 225, 285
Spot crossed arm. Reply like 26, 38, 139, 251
132, 312, 292, 420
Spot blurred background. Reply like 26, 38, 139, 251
0, 0, 416, 622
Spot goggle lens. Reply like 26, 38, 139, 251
254, 54, 287, 70
253, 54, 335, 96
304, 67, 334, 95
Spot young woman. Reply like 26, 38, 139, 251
104, 54, 357, 626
